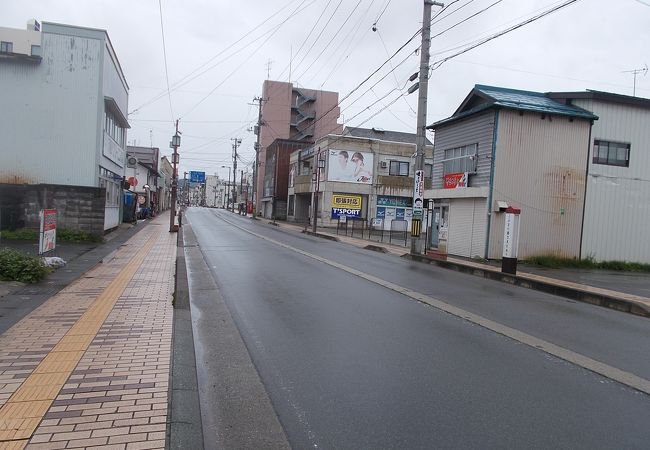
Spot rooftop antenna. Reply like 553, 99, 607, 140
622, 63, 648, 96
265, 59, 273, 80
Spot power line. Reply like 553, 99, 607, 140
180, 0, 315, 119
431, 0, 582, 70
290, 0, 345, 77
377, 29, 416, 115
430, 0, 505, 42
130, 0, 305, 115
317, 0, 378, 87
295, 0, 365, 83
157, 0, 174, 123
373, 0, 393, 26
276, 0, 335, 81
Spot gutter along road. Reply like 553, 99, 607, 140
184, 207, 650, 449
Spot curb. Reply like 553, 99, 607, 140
404, 253, 650, 318
168, 226, 204, 449
302, 230, 340, 241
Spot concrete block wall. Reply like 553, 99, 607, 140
0, 183, 105, 236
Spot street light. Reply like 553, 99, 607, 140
221, 165, 231, 210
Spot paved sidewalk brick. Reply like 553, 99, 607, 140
0, 217, 175, 449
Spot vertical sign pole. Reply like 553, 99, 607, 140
502, 207, 521, 274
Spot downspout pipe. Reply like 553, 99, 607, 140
578, 121, 593, 259
484, 108, 499, 260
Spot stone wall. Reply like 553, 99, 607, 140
0, 184, 105, 236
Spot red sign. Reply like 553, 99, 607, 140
128, 176, 138, 187
444, 172, 468, 189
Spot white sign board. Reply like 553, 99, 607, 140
503, 211, 521, 258
327, 150, 374, 184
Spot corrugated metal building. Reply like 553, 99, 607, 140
549, 91, 650, 263
425, 85, 596, 259
0, 21, 129, 231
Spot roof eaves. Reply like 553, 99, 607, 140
428, 103, 494, 129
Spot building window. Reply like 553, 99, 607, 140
425, 163, 433, 178
288, 195, 295, 216
31, 45, 41, 56
104, 110, 125, 147
389, 160, 409, 176
442, 143, 478, 175
0, 41, 13, 53
593, 140, 630, 167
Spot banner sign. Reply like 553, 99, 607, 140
444, 172, 468, 189
328, 150, 373, 184
189, 171, 206, 183
413, 169, 424, 217
331, 193, 362, 219
39, 209, 57, 255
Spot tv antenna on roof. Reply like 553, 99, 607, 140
622, 63, 648, 96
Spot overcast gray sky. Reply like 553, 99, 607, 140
5, 0, 649, 179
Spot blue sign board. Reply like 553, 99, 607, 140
396, 208, 405, 220
331, 208, 362, 220
189, 171, 206, 183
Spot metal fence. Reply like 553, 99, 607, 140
336, 218, 411, 247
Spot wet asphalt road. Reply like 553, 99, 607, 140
186, 208, 650, 449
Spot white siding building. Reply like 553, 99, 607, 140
0, 20, 129, 231
549, 91, 650, 263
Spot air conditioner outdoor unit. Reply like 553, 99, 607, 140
127, 156, 137, 168
380, 161, 388, 169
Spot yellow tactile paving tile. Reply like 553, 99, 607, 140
7, 386, 60, 403
0, 229, 161, 446
0, 401, 51, 420
31, 360, 78, 374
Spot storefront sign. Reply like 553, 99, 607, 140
377, 196, 412, 207
444, 172, 468, 189
331, 193, 362, 219
39, 209, 57, 255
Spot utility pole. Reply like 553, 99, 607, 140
183, 172, 188, 206
169, 120, 181, 232
251, 96, 264, 217
240, 170, 244, 214
410, 0, 443, 254
312, 148, 324, 234
231, 138, 241, 213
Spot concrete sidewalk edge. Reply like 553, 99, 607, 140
405, 253, 650, 318
167, 226, 204, 449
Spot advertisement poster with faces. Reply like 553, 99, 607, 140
328, 150, 373, 184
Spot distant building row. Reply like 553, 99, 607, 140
258, 81, 649, 264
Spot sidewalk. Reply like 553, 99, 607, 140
270, 219, 650, 318
0, 215, 175, 449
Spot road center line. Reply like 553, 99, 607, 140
215, 211, 650, 396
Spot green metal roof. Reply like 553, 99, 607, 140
429, 84, 598, 129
